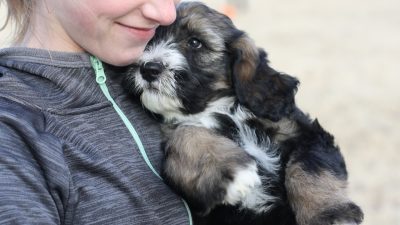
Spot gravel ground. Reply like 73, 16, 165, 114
1, 1, 399, 224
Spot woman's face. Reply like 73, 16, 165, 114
44, 0, 179, 66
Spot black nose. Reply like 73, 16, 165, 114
140, 61, 165, 82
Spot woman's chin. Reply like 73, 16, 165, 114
100, 47, 146, 66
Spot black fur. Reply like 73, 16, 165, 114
123, 2, 363, 225
232, 49, 299, 122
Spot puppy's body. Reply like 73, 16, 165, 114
124, 2, 363, 225
165, 97, 282, 210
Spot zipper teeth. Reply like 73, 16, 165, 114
90, 56, 193, 225
90, 56, 161, 178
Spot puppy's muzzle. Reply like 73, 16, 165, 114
140, 61, 165, 82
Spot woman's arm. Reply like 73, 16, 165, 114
0, 98, 69, 225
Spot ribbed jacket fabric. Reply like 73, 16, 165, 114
0, 47, 190, 225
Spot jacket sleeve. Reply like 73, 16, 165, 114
0, 98, 69, 225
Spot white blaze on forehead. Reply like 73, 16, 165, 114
140, 38, 188, 71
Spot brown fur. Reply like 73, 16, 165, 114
162, 125, 254, 214
285, 162, 350, 225
231, 35, 259, 82
229, 32, 299, 122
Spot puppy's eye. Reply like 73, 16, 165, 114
187, 38, 203, 49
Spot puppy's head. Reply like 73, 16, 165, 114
124, 2, 298, 121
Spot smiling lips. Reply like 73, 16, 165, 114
117, 22, 157, 40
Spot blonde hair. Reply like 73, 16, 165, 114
1, 0, 35, 43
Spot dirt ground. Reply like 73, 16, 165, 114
202, 0, 400, 224
1, 1, 399, 224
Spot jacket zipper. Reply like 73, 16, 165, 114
90, 56, 193, 225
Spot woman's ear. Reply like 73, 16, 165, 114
230, 34, 299, 121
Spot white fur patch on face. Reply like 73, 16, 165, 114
140, 38, 188, 72
133, 38, 188, 117
223, 162, 277, 213
140, 91, 183, 116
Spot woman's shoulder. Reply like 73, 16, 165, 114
0, 47, 92, 68
0, 47, 109, 112
0, 96, 46, 132
0, 61, 51, 114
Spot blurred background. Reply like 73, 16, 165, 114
1, 0, 399, 224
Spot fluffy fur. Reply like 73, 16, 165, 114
123, 2, 363, 225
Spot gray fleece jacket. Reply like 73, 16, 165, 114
0, 47, 191, 225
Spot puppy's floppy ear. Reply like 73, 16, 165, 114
229, 34, 299, 121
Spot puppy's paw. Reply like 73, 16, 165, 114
310, 202, 364, 225
223, 163, 261, 205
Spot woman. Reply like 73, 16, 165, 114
0, 0, 192, 224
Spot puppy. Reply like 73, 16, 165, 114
124, 2, 363, 225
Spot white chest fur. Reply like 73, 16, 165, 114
171, 97, 281, 175
163, 97, 281, 212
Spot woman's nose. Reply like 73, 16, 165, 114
142, 0, 177, 26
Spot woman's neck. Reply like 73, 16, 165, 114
16, 1, 84, 53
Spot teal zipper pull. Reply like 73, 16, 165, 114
89, 55, 193, 225
90, 56, 106, 84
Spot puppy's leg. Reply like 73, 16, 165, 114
285, 162, 363, 225
162, 125, 263, 215
284, 121, 363, 225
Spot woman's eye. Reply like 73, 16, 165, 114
187, 38, 203, 49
